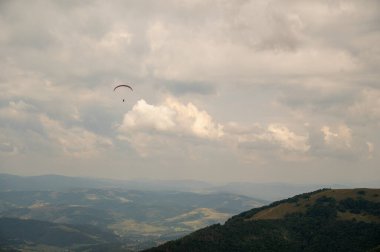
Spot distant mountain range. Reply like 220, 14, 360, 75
2, 174, 378, 251
144, 188, 380, 252
0, 173, 351, 201
0, 173, 265, 251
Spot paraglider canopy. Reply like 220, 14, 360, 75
114, 84, 133, 102
114, 84, 133, 91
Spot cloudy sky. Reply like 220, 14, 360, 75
1, 0, 379, 185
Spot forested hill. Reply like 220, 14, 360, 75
144, 188, 380, 252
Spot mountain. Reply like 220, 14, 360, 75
0, 217, 120, 251
0, 175, 265, 251
144, 188, 380, 252
0, 190, 263, 251
0, 173, 212, 193
210, 182, 348, 201
0, 173, 347, 201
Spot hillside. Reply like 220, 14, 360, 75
0, 217, 120, 251
144, 188, 380, 252
0, 183, 264, 251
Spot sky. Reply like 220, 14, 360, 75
0, 0, 379, 185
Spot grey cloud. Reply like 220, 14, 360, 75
0, 142, 16, 154
276, 82, 380, 130
277, 83, 357, 115
0, 100, 45, 135
80, 105, 120, 137
0, 0, 379, 183
347, 89, 380, 126
305, 123, 374, 161
0, 1, 150, 86
237, 139, 278, 152
2, 0, 375, 89
0, 2, 57, 49
220, 1, 304, 51
0, 98, 115, 157
224, 123, 310, 163
165, 81, 216, 96
256, 5, 303, 51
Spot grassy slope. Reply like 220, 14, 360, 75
249, 189, 380, 222
144, 188, 380, 252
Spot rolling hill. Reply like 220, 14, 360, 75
0, 174, 265, 251
0, 173, 348, 201
0, 217, 119, 251
144, 188, 380, 252
0, 174, 213, 193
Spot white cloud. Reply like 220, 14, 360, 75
119, 98, 224, 140
321, 124, 352, 149
366, 141, 375, 159
166, 97, 224, 139
315, 123, 376, 161
224, 122, 310, 163
117, 98, 224, 156
267, 124, 310, 152
40, 115, 113, 158
227, 123, 309, 152
120, 99, 176, 131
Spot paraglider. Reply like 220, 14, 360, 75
114, 84, 133, 102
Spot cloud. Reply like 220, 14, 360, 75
165, 81, 216, 96
214, 1, 291, 50
321, 124, 352, 149
140, 0, 378, 91
227, 119, 376, 163
0, 0, 379, 183
119, 98, 224, 140
0, 100, 45, 137
1, 0, 375, 90
166, 97, 224, 139
119, 99, 176, 132
224, 122, 310, 163
0, 133, 20, 155
366, 141, 375, 159
227, 123, 309, 152
305, 122, 373, 161
267, 124, 310, 152
348, 89, 380, 125
0, 142, 17, 154
117, 98, 224, 156
0, 98, 116, 159
0, 100, 52, 156
0, 100, 36, 122
40, 115, 113, 158
40, 116, 113, 158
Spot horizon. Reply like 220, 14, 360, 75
2, 172, 379, 189
1, 1, 379, 186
